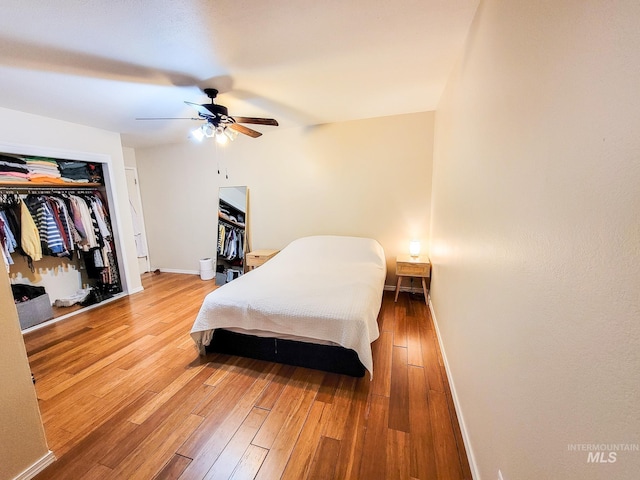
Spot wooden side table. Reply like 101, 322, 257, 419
395, 254, 431, 303
245, 249, 279, 271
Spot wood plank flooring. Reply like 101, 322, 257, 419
25, 272, 471, 479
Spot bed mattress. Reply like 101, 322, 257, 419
190, 235, 386, 376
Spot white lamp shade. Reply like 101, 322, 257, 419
409, 240, 421, 257
216, 131, 228, 144
203, 123, 215, 137
191, 127, 205, 141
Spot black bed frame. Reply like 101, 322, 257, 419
205, 328, 366, 377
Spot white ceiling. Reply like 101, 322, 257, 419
0, 0, 479, 148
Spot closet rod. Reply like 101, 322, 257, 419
0, 185, 101, 195
219, 217, 245, 229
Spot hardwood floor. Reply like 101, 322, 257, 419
25, 272, 471, 479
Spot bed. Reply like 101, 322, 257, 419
190, 235, 386, 377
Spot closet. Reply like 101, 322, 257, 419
0, 151, 123, 329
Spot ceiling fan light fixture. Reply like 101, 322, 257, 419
191, 126, 205, 142
203, 123, 215, 138
215, 130, 228, 145
224, 128, 238, 142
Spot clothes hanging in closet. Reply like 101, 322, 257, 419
20, 199, 42, 264
0, 195, 41, 270
25, 196, 70, 256
0, 210, 17, 270
220, 226, 244, 261
0, 191, 119, 287
218, 223, 225, 255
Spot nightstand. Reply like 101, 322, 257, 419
245, 249, 279, 270
395, 254, 431, 303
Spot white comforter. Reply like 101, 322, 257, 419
190, 235, 386, 376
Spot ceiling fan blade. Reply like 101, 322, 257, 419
184, 101, 215, 119
228, 123, 262, 138
136, 117, 201, 120
232, 116, 279, 126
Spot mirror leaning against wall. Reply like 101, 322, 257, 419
216, 186, 247, 284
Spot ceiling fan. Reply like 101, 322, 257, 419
137, 88, 279, 142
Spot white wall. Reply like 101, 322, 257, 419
0, 107, 142, 295
0, 266, 51, 480
135, 112, 434, 285
431, 1, 640, 479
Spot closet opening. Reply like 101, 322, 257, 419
0, 147, 130, 331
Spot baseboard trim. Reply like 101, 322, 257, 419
14, 450, 56, 480
428, 297, 479, 480
157, 268, 199, 275
128, 285, 144, 295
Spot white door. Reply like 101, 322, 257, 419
125, 167, 151, 274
